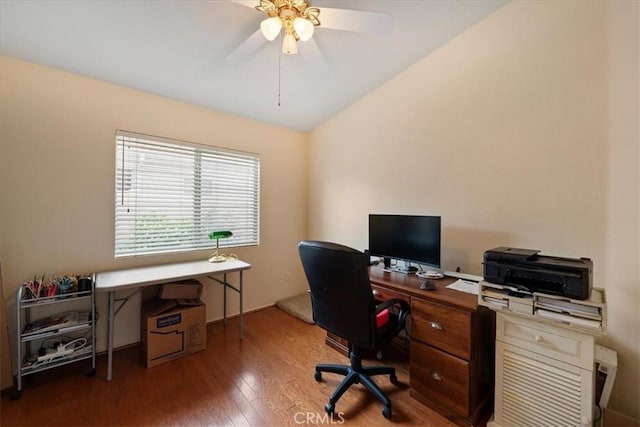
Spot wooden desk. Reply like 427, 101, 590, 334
328, 267, 495, 427
95, 259, 251, 381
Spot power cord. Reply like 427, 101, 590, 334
33, 337, 88, 367
593, 404, 602, 425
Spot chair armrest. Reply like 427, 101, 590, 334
376, 298, 409, 313
375, 298, 411, 331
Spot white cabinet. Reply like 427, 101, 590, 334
12, 277, 96, 399
492, 312, 596, 427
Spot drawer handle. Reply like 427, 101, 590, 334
534, 335, 544, 343
429, 321, 444, 331
429, 371, 443, 381
372, 290, 382, 297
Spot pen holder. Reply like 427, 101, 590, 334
78, 277, 92, 292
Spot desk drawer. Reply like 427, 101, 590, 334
371, 284, 410, 303
411, 298, 471, 360
410, 340, 470, 418
496, 313, 594, 369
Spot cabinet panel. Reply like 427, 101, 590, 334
410, 340, 470, 417
497, 313, 594, 370
411, 298, 471, 360
494, 341, 593, 427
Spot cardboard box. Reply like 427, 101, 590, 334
141, 298, 206, 368
159, 279, 202, 302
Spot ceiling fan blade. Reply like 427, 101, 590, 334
226, 29, 267, 64
299, 38, 328, 75
318, 7, 392, 34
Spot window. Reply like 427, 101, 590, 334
115, 130, 260, 257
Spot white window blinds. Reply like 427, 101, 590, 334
115, 130, 260, 257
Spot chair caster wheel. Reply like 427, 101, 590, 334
382, 405, 392, 419
325, 403, 335, 414
376, 350, 383, 360
314, 371, 322, 382
390, 373, 398, 384
9, 389, 21, 400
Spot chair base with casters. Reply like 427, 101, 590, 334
314, 346, 398, 419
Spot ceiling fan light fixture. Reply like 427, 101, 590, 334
293, 17, 314, 41
260, 16, 282, 41
282, 32, 298, 55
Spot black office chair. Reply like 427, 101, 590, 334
298, 240, 410, 419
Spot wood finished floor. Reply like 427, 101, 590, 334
1, 306, 457, 426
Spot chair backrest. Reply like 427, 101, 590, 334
298, 240, 377, 348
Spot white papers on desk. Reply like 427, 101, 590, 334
446, 279, 479, 295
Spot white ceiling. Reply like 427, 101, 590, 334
0, 0, 506, 132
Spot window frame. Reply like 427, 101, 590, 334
114, 130, 260, 258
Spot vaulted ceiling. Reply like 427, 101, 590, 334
0, 0, 506, 132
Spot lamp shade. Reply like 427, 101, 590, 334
293, 17, 314, 41
282, 33, 298, 54
260, 16, 282, 41
209, 230, 233, 240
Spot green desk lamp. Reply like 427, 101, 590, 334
208, 230, 233, 263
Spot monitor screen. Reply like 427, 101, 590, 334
369, 214, 441, 268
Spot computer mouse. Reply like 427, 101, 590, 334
420, 280, 436, 291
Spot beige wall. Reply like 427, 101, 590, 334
604, 0, 640, 418
309, 0, 639, 418
0, 56, 309, 359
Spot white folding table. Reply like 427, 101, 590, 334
94, 259, 251, 381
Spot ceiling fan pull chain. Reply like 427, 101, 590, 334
277, 46, 282, 107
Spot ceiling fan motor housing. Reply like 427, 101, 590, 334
256, 0, 321, 42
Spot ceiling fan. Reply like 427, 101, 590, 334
227, 0, 392, 65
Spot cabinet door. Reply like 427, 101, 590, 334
497, 312, 594, 370
495, 341, 594, 427
410, 340, 470, 418
411, 298, 471, 360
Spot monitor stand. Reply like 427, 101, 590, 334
383, 259, 417, 275
391, 266, 418, 275
383, 257, 391, 269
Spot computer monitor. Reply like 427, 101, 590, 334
368, 214, 441, 271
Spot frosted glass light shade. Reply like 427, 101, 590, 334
260, 17, 282, 41
293, 17, 314, 41
282, 33, 298, 54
